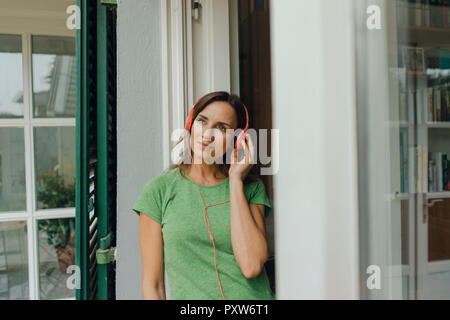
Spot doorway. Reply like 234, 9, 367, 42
235, 0, 275, 293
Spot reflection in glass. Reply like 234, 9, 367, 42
357, 0, 450, 300
32, 36, 76, 118
428, 199, 450, 262
0, 34, 24, 118
34, 127, 75, 210
0, 128, 26, 212
38, 218, 75, 299
0, 221, 29, 299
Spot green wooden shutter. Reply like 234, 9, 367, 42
96, 0, 117, 300
76, 0, 117, 300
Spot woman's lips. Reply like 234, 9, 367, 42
198, 141, 211, 150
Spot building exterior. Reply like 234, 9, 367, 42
0, 0, 449, 300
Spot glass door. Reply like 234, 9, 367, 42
396, 0, 450, 299
357, 0, 450, 299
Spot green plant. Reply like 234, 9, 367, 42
36, 164, 75, 209
36, 164, 75, 248
38, 219, 73, 249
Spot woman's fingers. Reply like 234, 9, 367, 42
232, 147, 238, 164
232, 134, 254, 166
239, 137, 249, 165
246, 134, 255, 164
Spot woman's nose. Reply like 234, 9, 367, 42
203, 134, 214, 142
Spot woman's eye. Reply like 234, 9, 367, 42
218, 126, 226, 132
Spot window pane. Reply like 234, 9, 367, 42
0, 221, 29, 299
0, 34, 24, 118
34, 127, 75, 210
38, 218, 75, 299
31, 36, 76, 118
0, 128, 26, 212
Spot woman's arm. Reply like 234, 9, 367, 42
229, 133, 269, 278
229, 177, 269, 279
139, 213, 166, 300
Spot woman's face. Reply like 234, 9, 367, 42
190, 101, 238, 164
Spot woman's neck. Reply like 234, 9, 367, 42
187, 164, 225, 180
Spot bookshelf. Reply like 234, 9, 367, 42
396, 0, 450, 300
397, 8, 450, 197
397, 0, 450, 30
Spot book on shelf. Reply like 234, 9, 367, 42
399, 91, 414, 123
403, 148, 450, 194
423, 145, 429, 192
415, 145, 430, 193
428, 151, 450, 192
399, 92, 408, 122
397, 0, 450, 28
409, 90, 415, 122
398, 0, 407, 26
399, 85, 450, 124
426, 83, 450, 122
416, 89, 427, 123
435, 87, 442, 121
400, 129, 409, 193
441, 48, 450, 69
424, 47, 450, 71
430, 0, 445, 28
444, 154, 449, 190
416, 145, 422, 192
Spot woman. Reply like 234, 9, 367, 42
132, 91, 274, 300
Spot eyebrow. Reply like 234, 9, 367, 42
197, 114, 232, 127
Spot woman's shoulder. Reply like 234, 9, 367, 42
142, 167, 179, 191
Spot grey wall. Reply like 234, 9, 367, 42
116, 0, 165, 299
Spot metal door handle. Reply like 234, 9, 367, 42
424, 199, 444, 208
423, 199, 444, 223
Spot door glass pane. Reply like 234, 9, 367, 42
356, 0, 450, 300
0, 34, 24, 118
38, 218, 75, 299
34, 127, 75, 210
0, 221, 29, 299
428, 199, 450, 262
0, 128, 26, 212
31, 36, 76, 118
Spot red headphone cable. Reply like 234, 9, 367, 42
194, 182, 230, 300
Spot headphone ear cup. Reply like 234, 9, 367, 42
235, 132, 244, 150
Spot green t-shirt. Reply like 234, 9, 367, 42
132, 167, 275, 300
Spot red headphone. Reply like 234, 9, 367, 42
184, 95, 250, 151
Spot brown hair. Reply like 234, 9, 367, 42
166, 91, 260, 185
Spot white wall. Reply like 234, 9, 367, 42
270, 0, 359, 299
116, 0, 167, 300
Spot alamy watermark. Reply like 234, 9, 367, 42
66, 264, 81, 290
367, 5, 381, 30
66, 5, 81, 30
366, 265, 381, 290
171, 128, 279, 176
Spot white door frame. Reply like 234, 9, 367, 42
161, 0, 232, 169
271, 0, 360, 299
